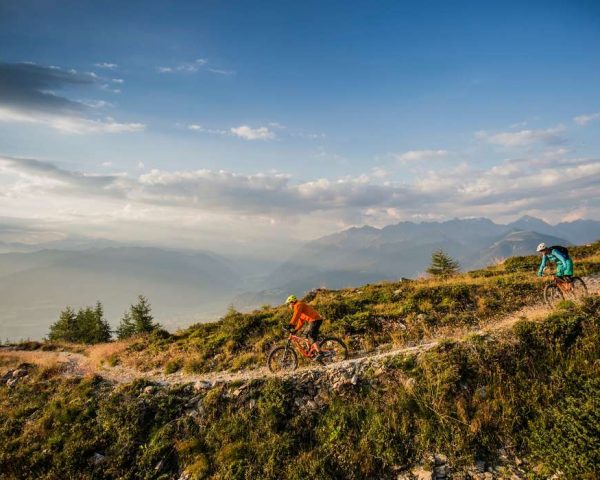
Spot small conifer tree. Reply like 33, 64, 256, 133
427, 249, 460, 278
48, 302, 111, 344
116, 295, 160, 339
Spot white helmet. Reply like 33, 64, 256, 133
536, 242, 546, 252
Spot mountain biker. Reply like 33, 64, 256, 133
285, 294, 323, 359
536, 243, 573, 281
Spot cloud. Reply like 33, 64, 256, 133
230, 125, 275, 140
0, 62, 143, 134
1, 149, 598, 251
395, 149, 449, 163
0, 62, 96, 115
0, 106, 145, 134
476, 126, 565, 147
95, 62, 118, 69
187, 124, 228, 135
158, 58, 208, 73
574, 112, 600, 126
207, 68, 235, 76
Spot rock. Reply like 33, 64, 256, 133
433, 464, 447, 478
350, 374, 359, 385
143, 386, 155, 394
411, 466, 433, 480
89, 452, 106, 465
193, 380, 213, 391
12, 368, 29, 378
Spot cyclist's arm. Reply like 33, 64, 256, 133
289, 304, 302, 331
552, 249, 568, 269
537, 255, 547, 276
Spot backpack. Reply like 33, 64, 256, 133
550, 245, 569, 257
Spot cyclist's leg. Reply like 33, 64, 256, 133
564, 258, 574, 278
307, 320, 323, 353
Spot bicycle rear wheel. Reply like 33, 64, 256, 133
318, 337, 348, 365
570, 277, 588, 300
544, 283, 564, 307
267, 346, 298, 373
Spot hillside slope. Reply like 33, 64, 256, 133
242, 217, 600, 308
1, 242, 599, 479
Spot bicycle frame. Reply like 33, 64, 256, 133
286, 333, 317, 359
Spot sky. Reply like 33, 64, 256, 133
1, 0, 599, 257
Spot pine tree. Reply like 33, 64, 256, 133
49, 306, 78, 342
116, 295, 160, 339
427, 249, 460, 278
47, 302, 111, 344
116, 311, 136, 340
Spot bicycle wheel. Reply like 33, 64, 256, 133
544, 283, 564, 307
570, 277, 588, 300
318, 337, 348, 365
267, 346, 298, 373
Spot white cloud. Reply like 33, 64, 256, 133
100, 84, 121, 94
187, 124, 228, 135
574, 112, 600, 126
230, 125, 275, 141
95, 62, 118, 69
1, 148, 599, 252
158, 58, 208, 74
80, 99, 113, 109
476, 126, 565, 147
207, 68, 235, 75
111, 78, 124, 84
0, 106, 145, 134
395, 149, 449, 163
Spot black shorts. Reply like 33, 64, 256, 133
306, 320, 322, 343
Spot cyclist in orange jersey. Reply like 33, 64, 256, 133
285, 295, 323, 359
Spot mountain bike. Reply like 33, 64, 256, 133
543, 275, 588, 307
267, 327, 348, 373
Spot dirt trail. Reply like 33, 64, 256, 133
3, 275, 598, 387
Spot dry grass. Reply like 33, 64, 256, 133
0, 350, 64, 373
85, 340, 130, 368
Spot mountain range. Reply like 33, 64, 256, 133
1, 215, 600, 340
232, 216, 600, 308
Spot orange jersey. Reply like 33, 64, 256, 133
289, 301, 322, 330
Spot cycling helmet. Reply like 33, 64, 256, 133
536, 243, 546, 252
285, 294, 297, 304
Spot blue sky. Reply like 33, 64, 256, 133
0, 0, 599, 255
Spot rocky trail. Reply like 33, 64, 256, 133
2, 275, 599, 390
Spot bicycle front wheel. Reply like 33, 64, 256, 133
318, 337, 348, 365
267, 346, 298, 373
544, 283, 564, 307
570, 277, 589, 300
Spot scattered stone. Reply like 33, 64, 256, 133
89, 452, 106, 465
143, 386, 155, 394
411, 466, 433, 480
193, 380, 213, 391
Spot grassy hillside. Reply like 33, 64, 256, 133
94, 241, 600, 375
1, 297, 599, 479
